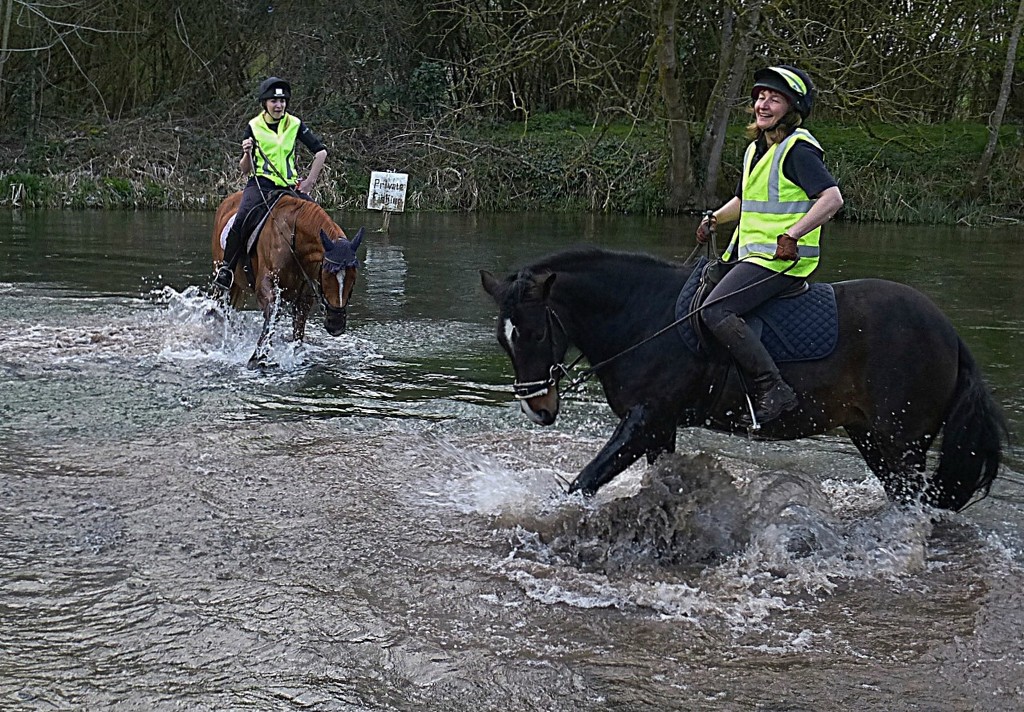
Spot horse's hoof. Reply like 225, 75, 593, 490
567, 479, 596, 497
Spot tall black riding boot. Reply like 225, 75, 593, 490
213, 218, 245, 291
709, 313, 799, 425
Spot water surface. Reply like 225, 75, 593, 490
2, 210, 1023, 710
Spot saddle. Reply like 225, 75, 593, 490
218, 191, 288, 288
674, 257, 839, 363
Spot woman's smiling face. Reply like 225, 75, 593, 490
753, 88, 791, 130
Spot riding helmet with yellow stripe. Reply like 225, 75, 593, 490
751, 65, 814, 118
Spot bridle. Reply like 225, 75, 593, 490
511, 307, 583, 400
275, 213, 350, 318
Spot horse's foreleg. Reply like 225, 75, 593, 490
292, 294, 314, 342
646, 421, 676, 464
248, 277, 280, 369
568, 405, 670, 495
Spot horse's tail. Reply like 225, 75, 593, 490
931, 337, 1008, 511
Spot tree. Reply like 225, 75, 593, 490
970, 0, 1024, 195
696, 0, 763, 206
654, 0, 692, 211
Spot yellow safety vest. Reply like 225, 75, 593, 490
249, 112, 300, 187
723, 128, 822, 278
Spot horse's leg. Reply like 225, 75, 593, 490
845, 425, 933, 505
568, 405, 672, 494
248, 275, 280, 369
645, 420, 677, 465
292, 293, 314, 342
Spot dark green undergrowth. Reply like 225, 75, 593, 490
1, 114, 1021, 224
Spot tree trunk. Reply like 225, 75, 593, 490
697, 0, 762, 207
656, 0, 692, 213
969, 0, 1024, 196
0, 0, 13, 107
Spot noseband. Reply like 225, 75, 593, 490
512, 307, 583, 400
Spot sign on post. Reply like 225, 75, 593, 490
367, 171, 408, 211
367, 171, 408, 233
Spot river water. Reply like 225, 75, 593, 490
2, 210, 1023, 710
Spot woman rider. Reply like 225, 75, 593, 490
695, 65, 844, 425
213, 76, 329, 292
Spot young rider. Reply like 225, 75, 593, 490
695, 65, 844, 425
213, 76, 328, 292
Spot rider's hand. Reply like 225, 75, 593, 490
696, 214, 717, 244
241, 138, 254, 154
774, 233, 799, 260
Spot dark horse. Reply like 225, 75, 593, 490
481, 248, 1007, 511
211, 191, 364, 368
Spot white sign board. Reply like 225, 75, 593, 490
367, 171, 408, 212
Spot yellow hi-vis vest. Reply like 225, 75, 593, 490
723, 128, 822, 278
249, 112, 300, 187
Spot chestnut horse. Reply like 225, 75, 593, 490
210, 191, 364, 368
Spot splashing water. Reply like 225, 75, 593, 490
426, 447, 940, 630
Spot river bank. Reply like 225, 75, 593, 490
2, 115, 1022, 225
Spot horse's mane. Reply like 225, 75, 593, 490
286, 196, 340, 237
499, 246, 685, 312
527, 246, 676, 275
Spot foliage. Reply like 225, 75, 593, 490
0, 113, 1020, 223
0, 0, 1022, 221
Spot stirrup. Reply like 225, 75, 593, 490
743, 385, 798, 430
212, 266, 234, 291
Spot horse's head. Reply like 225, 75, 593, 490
320, 227, 365, 335
481, 268, 567, 426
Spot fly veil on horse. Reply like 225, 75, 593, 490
211, 190, 364, 367
481, 248, 1007, 511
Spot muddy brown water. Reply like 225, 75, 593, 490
2, 210, 1023, 710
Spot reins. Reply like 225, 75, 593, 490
541, 215, 800, 399
244, 142, 342, 316
282, 220, 342, 316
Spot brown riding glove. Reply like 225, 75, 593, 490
774, 233, 799, 261
696, 214, 717, 244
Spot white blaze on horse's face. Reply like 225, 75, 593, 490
337, 278, 346, 308
503, 318, 516, 352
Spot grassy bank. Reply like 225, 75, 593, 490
1, 115, 1021, 224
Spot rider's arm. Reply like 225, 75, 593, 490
296, 123, 327, 192
787, 186, 844, 239
301, 149, 328, 193
711, 196, 742, 225
782, 142, 843, 239
239, 126, 255, 175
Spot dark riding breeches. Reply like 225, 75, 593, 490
700, 261, 803, 330
222, 180, 273, 267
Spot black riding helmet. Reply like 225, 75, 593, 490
258, 76, 291, 103
750, 65, 814, 119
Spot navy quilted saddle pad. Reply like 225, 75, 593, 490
674, 258, 839, 363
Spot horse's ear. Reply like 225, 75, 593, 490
319, 229, 333, 250
480, 270, 502, 300
541, 273, 557, 299
350, 227, 365, 250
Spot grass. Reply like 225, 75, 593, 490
0, 114, 1021, 224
